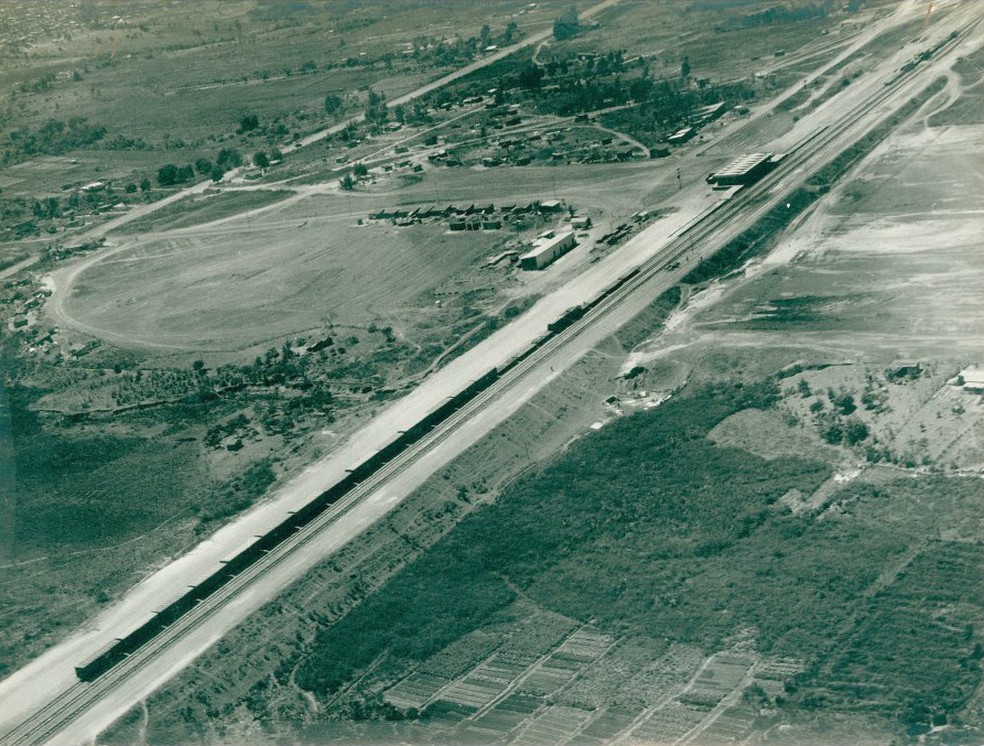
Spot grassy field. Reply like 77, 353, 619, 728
0, 378, 276, 676
107, 188, 293, 234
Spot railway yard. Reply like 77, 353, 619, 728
1, 1, 983, 745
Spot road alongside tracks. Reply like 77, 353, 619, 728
3, 8, 979, 742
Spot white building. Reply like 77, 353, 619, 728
519, 231, 576, 270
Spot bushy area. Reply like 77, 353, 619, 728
2, 117, 108, 165
6, 386, 187, 550
0, 373, 277, 674
296, 380, 826, 692
294, 374, 982, 734
789, 538, 983, 729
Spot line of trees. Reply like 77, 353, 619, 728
3, 117, 107, 166
156, 147, 252, 186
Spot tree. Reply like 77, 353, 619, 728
518, 64, 545, 90
480, 24, 491, 48
681, 55, 691, 79
353, 163, 368, 177
504, 21, 518, 44
195, 157, 213, 175
832, 392, 857, 415
125, 182, 137, 194
253, 151, 270, 168
216, 148, 242, 168
237, 113, 259, 133
340, 174, 355, 190
211, 166, 225, 182
139, 178, 151, 192
844, 419, 869, 445
157, 163, 180, 186
324, 94, 343, 116
553, 6, 580, 41
365, 89, 387, 124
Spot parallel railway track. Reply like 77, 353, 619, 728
1, 19, 972, 746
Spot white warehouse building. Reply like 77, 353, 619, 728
519, 231, 577, 270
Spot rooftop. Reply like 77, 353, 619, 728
714, 152, 774, 178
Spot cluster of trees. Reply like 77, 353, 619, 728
553, 6, 580, 40
2, 178, 156, 239
719, 2, 834, 30
294, 379, 829, 697
156, 148, 249, 186
157, 163, 196, 187
31, 197, 62, 220
391, 101, 431, 127
105, 335, 382, 439
3, 117, 107, 166
237, 114, 260, 134
324, 94, 344, 116
364, 89, 388, 125
407, 20, 520, 69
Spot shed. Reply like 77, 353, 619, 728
519, 231, 576, 270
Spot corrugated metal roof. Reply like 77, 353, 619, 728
715, 152, 773, 178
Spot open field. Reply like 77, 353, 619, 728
62, 209, 503, 349
53, 157, 685, 356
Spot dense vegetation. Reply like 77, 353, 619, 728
2, 117, 107, 166
294, 375, 982, 733
296, 380, 820, 690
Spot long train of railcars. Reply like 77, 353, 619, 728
69, 20, 965, 681
74, 269, 645, 682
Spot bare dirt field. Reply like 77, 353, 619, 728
59, 209, 502, 350
51, 159, 681, 355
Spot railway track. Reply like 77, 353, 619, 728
1, 18, 972, 746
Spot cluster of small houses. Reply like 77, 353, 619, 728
665, 101, 731, 146
2, 279, 69, 356
368, 198, 568, 231
367, 199, 596, 271
437, 127, 643, 169
433, 100, 731, 169
5, 279, 50, 332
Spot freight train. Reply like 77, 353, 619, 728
75, 263, 646, 682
